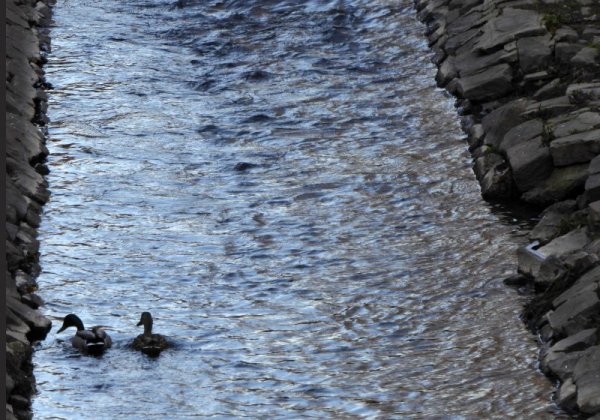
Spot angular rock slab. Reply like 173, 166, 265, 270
476, 8, 546, 54
550, 129, 600, 166
455, 63, 513, 102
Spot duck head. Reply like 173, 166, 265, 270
57, 314, 85, 333
137, 312, 153, 336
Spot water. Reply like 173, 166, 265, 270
33, 0, 564, 418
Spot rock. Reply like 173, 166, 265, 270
475, 8, 546, 54
455, 45, 517, 77
550, 129, 600, 166
548, 288, 600, 336
543, 349, 586, 380
522, 96, 575, 120
553, 265, 600, 308
499, 119, 544, 153
571, 47, 600, 67
550, 328, 598, 354
517, 35, 553, 73
539, 228, 591, 261
455, 63, 513, 102
533, 78, 565, 101
522, 164, 589, 206
7, 296, 51, 341
573, 346, 600, 414
586, 174, 600, 203
530, 203, 577, 244
482, 99, 530, 149
555, 27, 579, 43
555, 43, 584, 64
567, 83, 600, 105
557, 377, 578, 411
589, 201, 600, 235
550, 111, 600, 139
506, 137, 553, 192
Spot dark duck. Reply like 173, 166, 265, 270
132, 312, 169, 357
57, 314, 112, 355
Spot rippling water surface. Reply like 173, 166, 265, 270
33, 0, 564, 418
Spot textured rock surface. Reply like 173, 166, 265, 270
415, 0, 600, 415
5, 0, 53, 418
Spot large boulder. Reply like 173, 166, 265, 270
506, 137, 553, 192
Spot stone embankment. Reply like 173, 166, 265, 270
6, 0, 54, 419
415, 0, 600, 416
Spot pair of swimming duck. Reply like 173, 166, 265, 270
57, 312, 169, 356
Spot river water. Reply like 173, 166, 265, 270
33, 0, 564, 418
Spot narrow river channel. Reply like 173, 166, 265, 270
33, 0, 564, 418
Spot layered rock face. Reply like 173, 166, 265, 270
6, 0, 54, 419
416, 0, 600, 416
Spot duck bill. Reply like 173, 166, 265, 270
136, 321, 143, 326
56, 325, 66, 333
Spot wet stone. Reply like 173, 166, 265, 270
455, 63, 513, 102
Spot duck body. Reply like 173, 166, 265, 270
132, 312, 169, 357
57, 314, 112, 355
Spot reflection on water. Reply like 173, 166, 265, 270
34, 0, 563, 418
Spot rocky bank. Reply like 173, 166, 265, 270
6, 0, 53, 419
415, 0, 600, 416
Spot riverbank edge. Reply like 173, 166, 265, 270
6, 0, 54, 419
414, 0, 600, 416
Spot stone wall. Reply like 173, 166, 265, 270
6, 0, 54, 419
415, 0, 600, 416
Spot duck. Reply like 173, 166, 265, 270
56, 314, 112, 355
132, 312, 169, 357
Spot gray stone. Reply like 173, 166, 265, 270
475, 8, 546, 54
586, 174, 600, 203
539, 228, 591, 260
573, 346, 600, 414
522, 164, 589, 206
482, 99, 530, 149
445, 27, 480, 55
550, 129, 600, 166
499, 119, 544, 153
506, 137, 553, 192
522, 96, 575, 119
556, 43, 584, 63
589, 201, 600, 235
553, 265, 600, 308
550, 328, 598, 354
455, 63, 513, 102
549, 289, 600, 336
572, 47, 600, 67
517, 35, 553, 73
533, 78, 564, 101
591, 156, 600, 175
7, 296, 51, 341
555, 26, 579, 43
543, 349, 586, 380
567, 83, 600, 105
551, 111, 600, 139
437, 57, 457, 87
455, 46, 517, 77
557, 377, 577, 411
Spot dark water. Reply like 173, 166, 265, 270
33, 0, 564, 418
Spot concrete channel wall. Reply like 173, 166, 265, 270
415, 0, 600, 416
6, 0, 53, 419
